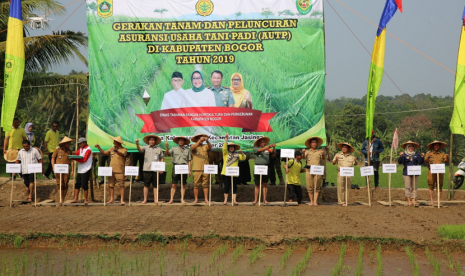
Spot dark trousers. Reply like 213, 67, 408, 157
130, 152, 145, 180
224, 176, 239, 194
268, 158, 283, 184
44, 153, 55, 179
287, 184, 303, 202
75, 170, 91, 191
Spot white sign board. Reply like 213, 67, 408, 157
430, 164, 446, 174
254, 165, 268, 175
340, 167, 354, 177
151, 162, 165, 172
54, 164, 69, 174
204, 165, 218, 174
6, 164, 21, 174
27, 164, 42, 173
226, 167, 240, 176
280, 149, 295, 158
407, 166, 422, 176
98, 167, 113, 177
175, 164, 189, 174
360, 166, 374, 177
124, 166, 139, 176
310, 165, 324, 175
382, 164, 397, 174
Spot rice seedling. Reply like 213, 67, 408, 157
438, 225, 465, 240
330, 243, 346, 276
375, 244, 383, 276
405, 246, 419, 276
443, 249, 454, 270
231, 245, 243, 264
425, 247, 441, 276
291, 246, 312, 276
456, 260, 462, 276
265, 265, 273, 276
249, 245, 265, 265
279, 246, 294, 269
13, 235, 23, 248
354, 244, 363, 276
210, 243, 228, 265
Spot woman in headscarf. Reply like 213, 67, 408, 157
221, 133, 246, 205
398, 141, 424, 206
24, 122, 35, 144
184, 70, 216, 107
230, 73, 253, 109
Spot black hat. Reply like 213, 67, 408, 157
172, 72, 183, 79
295, 151, 302, 156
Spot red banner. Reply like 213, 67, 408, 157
136, 107, 276, 133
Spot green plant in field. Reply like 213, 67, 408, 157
331, 243, 346, 276
376, 244, 383, 276
405, 246, 419, 276
210, 243, 228, 266
265, 265, 272, 276
354, 244, 363, 276
232, 245, 243, 263
457, 260, 463, 276
438, 225, 465, 240
425, 247, 441, 276
443, 249, 455, 270
291, 246, 312, 276
279, 246, 294, 269
13, 236, 23, 248
249, 245, 265, 265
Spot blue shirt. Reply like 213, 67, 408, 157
398, 153, 424, 176
361, 138, 384, 162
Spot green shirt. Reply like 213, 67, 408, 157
253, 147, 270, 165
169, 146, 192, 164
45, 130, 60, 152
210, 86, 235, 107
287, 159, 303, 185
5, 128, 26, 150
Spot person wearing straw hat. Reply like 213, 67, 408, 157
283, 151, 305, 204
332, 142, 358, 207
190, 134, 212, 204
15, 140, 43, 201
252, 136, 276, 205
73, 138, 93, 203
222, 133, 246, 205
165, 136, 192, 204
361, 130, 384, 190
302, 136, 324, 206
51, 137, 75, 203
95, 136, 128, 204
135, 135, 164, 204
424, 140, 449, 206
398, 141, 424, 206
4, 118, 26, 180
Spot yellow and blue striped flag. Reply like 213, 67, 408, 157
1, 0, 25, 130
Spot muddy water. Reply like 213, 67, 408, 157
0, 245, 463, 275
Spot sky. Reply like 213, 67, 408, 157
34, 0, 465, 99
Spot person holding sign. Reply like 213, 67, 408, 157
165, 136, 192, 204
398, 141, 424, 206
51, 137, 74, 203
302, 137, 324, 206
283, 151, 305, 204
135, 135, 164, 204
424, 141, 449, 206
15, 140, 42, 201
95, 136, 128, 204
252, 137, 275, 205
190, 134, 212, 204
361, 130, 384, 190
222, 133, 246, 205
73, 138, 93, 203
332, 142, 358, 207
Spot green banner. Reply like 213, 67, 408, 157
86, 0, 326, 151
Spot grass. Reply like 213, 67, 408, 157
376, 244, 383, 276
405, 246, 420, 276
331, 243, 346, 276
438, 225, 465, 240
354, 244, 363, 276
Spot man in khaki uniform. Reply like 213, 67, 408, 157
165, 136, 192, 204
332, 142, 358, 207
51, 137, 74, 203
302, 136, 324, 206
95, 136, 128, 204
190, 134, 211, 204
424, 140, 449, 206
319, 146, 330, 185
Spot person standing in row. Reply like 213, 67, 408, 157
43, 122, 60, 180
95, 136, 128, 205
15, 140, 43, 201
361, 130, 384, 189
4, 118, 26, 180
222, 133, 246, 205
284, 151, 305, 204
51, 137, 74, 204
209, 70, 235, 107
319, 145, 331, 186
24, 122, 35, 144
73, 138, 92, 203
303, 137, 324, 206
190, 134, 211, 204
332, 142, 358, 207
253, 137, 275, 205
165, 136, 192, 204
398, 141, 424, 206
136, 135, 164, 204
268, 149, 284, 186
424, 140, 449, 206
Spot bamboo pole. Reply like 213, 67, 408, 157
345, 176, 348, 206
34, 173, 37, 207
231, 175, 234, 206
9, 175, 14, 208
209, 173, 212, 206
181, 173, 184, 204
437, 173, 440, 208
156, 171, 159, 205
366, 139, 372, 206
75, 80, 79, 201
59, 173, 62, 204
448, 133, 454, 200
259, 174, 262, 206
389, 146, 393, 206
129, 175, 133, 206
413, 175, 416, 206
283, 157, 288, 207
104, 176, 106, 206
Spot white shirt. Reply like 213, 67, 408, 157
160, 88, 186, 110
77, 146, 92, 173
16, 147, 42, 174
184, 88, 216, 107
